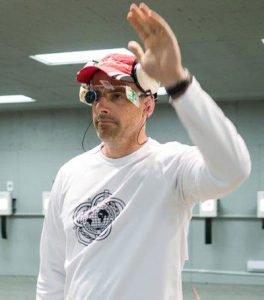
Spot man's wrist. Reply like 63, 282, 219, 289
165, 69, 193, 100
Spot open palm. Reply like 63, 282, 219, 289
127, 3, 186, 88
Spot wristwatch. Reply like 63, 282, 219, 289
165, 69, 193, 99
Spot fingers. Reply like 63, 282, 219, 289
138, 2, 151, 15
140, 3, 167, 28
127, 3, 171, 43
140, 3, 173, 37
127, 3, 152, 41
128, 41, 144, 62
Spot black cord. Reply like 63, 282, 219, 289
137, 115, 148, 146
82, 112, 147, 151
81, 119, 93, 152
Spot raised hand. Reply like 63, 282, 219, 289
127, 2, 187, 88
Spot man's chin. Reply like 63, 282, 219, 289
96, 128, 118, 141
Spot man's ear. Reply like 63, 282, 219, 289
143, 98, 155, 118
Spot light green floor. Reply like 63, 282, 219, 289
0, 276, 264, 300
183, 282, 264, 300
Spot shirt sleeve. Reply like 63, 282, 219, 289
36, 168, 66, 299
170, 77, 251, 205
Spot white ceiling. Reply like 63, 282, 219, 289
0, 0, 263, 111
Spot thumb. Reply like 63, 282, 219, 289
128, 41, 144, 62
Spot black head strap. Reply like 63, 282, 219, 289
131, 60, 157, 101
131, 60, 148, 94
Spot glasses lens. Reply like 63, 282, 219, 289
85, 90, 97, 104
91, 85, 126, 101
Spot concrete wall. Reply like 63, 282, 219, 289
0, 101, 263, 284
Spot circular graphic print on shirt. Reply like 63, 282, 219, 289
73, 190, 126, 246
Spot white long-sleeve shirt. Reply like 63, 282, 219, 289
36, 77, 251, 300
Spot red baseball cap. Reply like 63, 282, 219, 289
76, 53, 160, 97
76, 54, 136, 84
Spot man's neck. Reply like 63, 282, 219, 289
101, 134, 148, 159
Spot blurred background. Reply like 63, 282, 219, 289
0, 0, 264, 299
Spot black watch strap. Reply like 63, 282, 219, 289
165, 69, 193, 99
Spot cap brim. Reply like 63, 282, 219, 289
76, 65, 134, 84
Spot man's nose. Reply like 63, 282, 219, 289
94, 94, 110, 113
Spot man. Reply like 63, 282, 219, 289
36, 3, 251, 300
